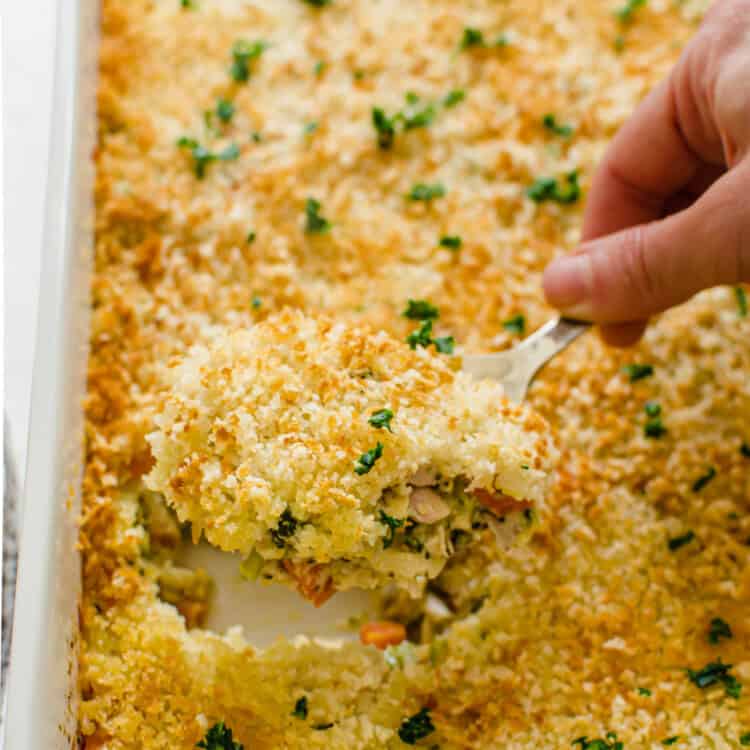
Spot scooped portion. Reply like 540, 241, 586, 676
145, 309, 557, 604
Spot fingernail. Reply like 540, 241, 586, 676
543, 253, 594, 319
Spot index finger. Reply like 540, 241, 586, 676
582, 75, 704, 242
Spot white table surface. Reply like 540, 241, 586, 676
4, 2, 57, 483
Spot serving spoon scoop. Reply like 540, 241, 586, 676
461, 318, 591, 402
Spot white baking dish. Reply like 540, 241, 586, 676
4, 0, 97, 745
3, 4, 376, 745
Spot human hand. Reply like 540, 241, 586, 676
542, 0, 750, 346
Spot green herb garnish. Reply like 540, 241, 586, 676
708, 617, 733, 645
247, 231, 256, 244
502, 314, 526, 335
668, 530, 694, 551
230, 40, 267, 82
622, 363, 653, 382
433, 336, 455, 354
662, 738, 679, 746
368, 408, 394, 432
216, 98, 235, 123
292, 696, 308, 719
407, 320, 434, 349
303, 0, 332, 5
443, 89, 466, 108
735, 286, 748, 317
637, 687, 651, 696
398, 708, 435, 745
572, 732, 623, 750
740, 732, 750, 746
616, 0, 646, 23
439, 235, 462, 250
644, 417, 666, 438
313, 723, 334, 730
527, 171, 580, 204
313, 60, 326, 76
270, 509, 298, 548
251, 296, 262, 309
372, 108, 396, 149
644, 401, 661, 417
355, 442, 384, 475
741, 442, 750, 458
378, 509, 404, 548
692, 466, 716, 492
407, 182, 445, 202
460, 27, 485, 49
687, 660, 741, 698
403, 299, 439, 320
177, 138, 240, 178
542, 114, 574, 137
303, 121, 319, 135
304, 198, 331, 234
196, 722, 243, 750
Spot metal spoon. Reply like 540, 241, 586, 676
461, 318, 591, 402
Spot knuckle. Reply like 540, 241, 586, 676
617, 225, 661, 304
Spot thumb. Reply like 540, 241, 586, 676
543, 161, 750, 323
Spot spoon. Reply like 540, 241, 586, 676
461, 318, 591, 402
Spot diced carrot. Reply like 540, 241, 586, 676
282, 560, 336, 607
473, 488, 532, 517
359, 621, 407, 649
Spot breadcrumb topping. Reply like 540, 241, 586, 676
79, 0, 750, 748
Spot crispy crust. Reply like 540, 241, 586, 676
79, 0, 750, 748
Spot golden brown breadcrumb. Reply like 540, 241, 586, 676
79, 0, 750, 748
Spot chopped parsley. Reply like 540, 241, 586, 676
692, 466, 716, 492
371, 93, 439, 149
407, 182, 445, 202
292, 696, 308, 719
644, 417, 666, 438
741, 442, 750, 458
687, 660, 742, 698
304, 198, 331, 233
741, 733, 750, 746
527, 171, 580, 204
662, 738, 679, 746
303, 121, 318, 135
622, 363, 654, 382
406, 319, 454, 354
668, 530, 694, 551
460, 27, 485, 49
230, 40, 267, 82
572, 732, 623, 750
735, 286, 748, 317
313, 60, 326, 76
616, 0, 647, 23
433, 335, 455, 353
542, 114, 574, 137
443, 89, 466, 108
246, 231, 256, 244
644, 401, 661, 417
313, 722, 334, 730
637, 687, 651, 696
302, 0, 332, 5
502, 314, 526, 335
355, 442, 384, 475
216, 98, 235, 123
180, 0, 196, 8
176, 138, 240, 178
251, 296, 262, 309
644, 401, 666, 437
270, 509, 298, 548
398, 708, 435, 745
708, 617, 733, 644
439, 235, 462, 250
378, 510, 404, 549
368, 408, 394, 432
251, 131, 263, 143
372, 108, 396, 149
403, 299, 439, 320
196, 722, 243, 750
